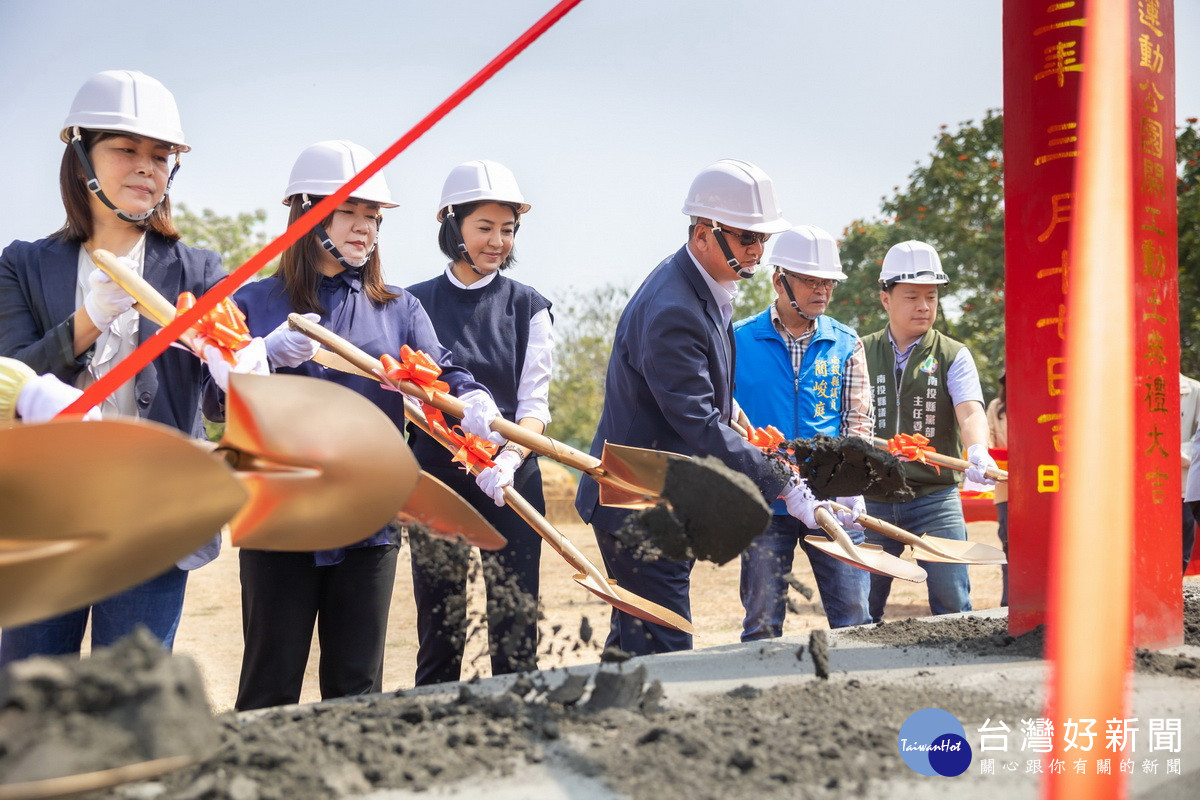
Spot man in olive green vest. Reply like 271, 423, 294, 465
861, 241, 998, 621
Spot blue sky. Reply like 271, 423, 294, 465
2, 0, 1196, 309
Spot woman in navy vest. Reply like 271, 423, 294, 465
0, 70, 231, 665
206, 141, 501, 710
407, 160, 553, 685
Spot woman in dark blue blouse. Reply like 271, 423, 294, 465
207, 141, 502, 710
406, 160, 554, 686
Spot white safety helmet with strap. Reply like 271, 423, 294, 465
682, 159, 790, 278
768, 225, 848, 320
284, 140, 395, 269
436, 160, 529, 275
283, 140, 396, 208
879, 241, 949, 287
436, 160, 530, 222
61, 70, 188, 223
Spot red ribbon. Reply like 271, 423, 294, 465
421, 403, 497, 471
886, 433, 942, 474
379, 345, 450, 394
747, 425, 785, 452
175, 292, 252, 363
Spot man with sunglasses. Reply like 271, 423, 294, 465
861, 240, 997, 623
732, 225, 873, 639
575, 160, 827, 656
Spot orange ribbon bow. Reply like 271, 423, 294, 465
176, 292, 252, 363
422, 403, 497, 471
886, 432, 941, 474
379, 345, 451, 395
747, 425, 785, 452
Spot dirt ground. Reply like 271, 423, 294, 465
166, 517, 1009, 714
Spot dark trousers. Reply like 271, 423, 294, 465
235, 545, 398, 711
1185, 500, 1197, 574
594, 526, 694, 656
409, 458, 543, 686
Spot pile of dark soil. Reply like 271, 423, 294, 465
87, 671, 1028, 800
785, 435, 913, 502
615, 456, 770, 565
0, 628, 218, 785
847, 611, 1200, 679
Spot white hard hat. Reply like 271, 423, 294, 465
879, 241, 949, 285
283, 140, 396, 207
60, 70, 188, 151
681, 159, 790, 234
767, 225, 848, 281
436, 160, 530, 222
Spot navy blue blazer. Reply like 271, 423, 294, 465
574, 245, 789, 532
0, 232, 225, 439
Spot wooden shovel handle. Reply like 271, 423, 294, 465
829, 501, 923, 548
287, 313, 603, 473
872, 436, 1008, 482
90, 249, 201, 349
400, 396, 610, 589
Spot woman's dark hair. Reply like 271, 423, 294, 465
997, 372, 1007, 417
276, 199, 401, 315
54, 129, 180, 243
437, 200, 520, 270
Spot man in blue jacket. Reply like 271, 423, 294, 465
733, 225, 873, 637
575, 160, 828, 655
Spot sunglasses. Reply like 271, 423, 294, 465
698, 221, 770, 247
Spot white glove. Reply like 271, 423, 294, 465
460, 389, 505, 446
966, 443, 999, 486
16, 373, 101, 422
834, 495, 866, 531
476, 449, 521, 507
263, 313, 321, 368
204, 337, 269, 393
781, 478, 831, 530
83, 266, 136, 329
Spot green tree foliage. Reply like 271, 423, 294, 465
173, 203, 279, 276
1178, 118, 1200, 376
548, 284, 629, 450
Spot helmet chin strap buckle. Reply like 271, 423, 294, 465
445, 206, 485, 275
709, 222, 754, 279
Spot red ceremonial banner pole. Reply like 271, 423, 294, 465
1002, 0, 1180, 648
59, 0, 585, 418
1044, 0, 1134, 796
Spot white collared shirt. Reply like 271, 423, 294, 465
684, 245, 738, 329
444, 265, 553, 425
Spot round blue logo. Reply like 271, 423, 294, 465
897, 708, 973, 777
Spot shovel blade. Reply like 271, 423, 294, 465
572, 573, 696, 634
913, 535, 1008, 565
596, 441, 678, 508
222, 373, 421, 551
804, 537, 929, 583
397, 472, 507, 551
0, 419, 246, 628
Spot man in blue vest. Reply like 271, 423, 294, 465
575, 160, 829, 656
861, 241, 998, 621
733, 225, 873, 637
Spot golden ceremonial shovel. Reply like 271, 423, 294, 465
288, 313, 682, 510
92, 249, 503, 551
872, 436, 1009, 482
830, 501, 1007, 565
0, 419, 246, 629
807, 507, 929, 583
291, 316, 694, 634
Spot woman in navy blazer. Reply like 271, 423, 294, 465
0, 71, 226, 665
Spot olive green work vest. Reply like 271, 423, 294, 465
862, 327, 965, 500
